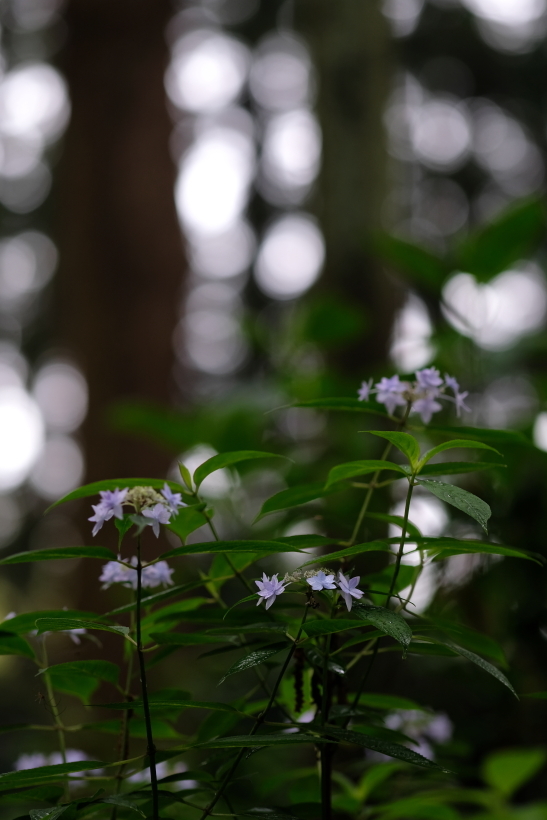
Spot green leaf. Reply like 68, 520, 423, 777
417, 479, 491, 533
303, 619, 363, 638
293, 397, 389, 416
418, 637, 517, 697
0, 610, 101, 635
29, 808, 70, 820
417, 439, 501, 470
162, 540, 303, 557
422, 617, 507, 666
255, 483, 335, 521
0, 631, 35, 659
456, 197, 546, 280
0, 761, 105, 789
0, 546, 114, 565
421, 425, 532, 447
373, 233, 447, 292
325, 460, 407, 488
149, 632, 229, 646
45, 672, 99, 705
194, 451, 290, 489
419, 461, 505, 477
365, 512, 422, 538
100, 795, 145, 817
99, 698, 240, 713
106, 581, 205, 617
325, 727, 446, 770
38, 660, 119, 685
415, 536, 541, 564
168, 505, 208, 541
219, 643, 287, 684
482, 748, 547, 796
368, 432, 420, 468
273, 535, 334, 549
46, 478, 186, 512
355, 693, 424, 711
196, 732, 334, 748
36, 618, 130, 639
353, 605, 412, 651
300, 540, 392, 567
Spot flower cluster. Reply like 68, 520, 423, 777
358, 368, 470, 424
89, 483, 185, 537
256, 569, 364, 611
99, 557, 174, 590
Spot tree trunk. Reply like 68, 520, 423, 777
55, 0, 186, 481
294, 0, 399, 374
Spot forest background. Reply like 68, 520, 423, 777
1, 0, 547, 815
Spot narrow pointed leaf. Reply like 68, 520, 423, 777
0, 761, 105, 788
368, 432, 420, 468
420, 425, 532, 447
36, 618, 129, 638
418, 439, 501, 470
417, 479, 491, 532
46, 478, 187, 512
303, 619, 363, 638
99, 699, 239, 713
162, 540, 303, 557
326, 460, 407, 488
168, 505, 208, 541
353, 604, 412, 650
365, 512, 422, 538
0, 546, 114, 565
418, 637, 517, 697
149, 632, 229, 646
255, 483, 335, 521
293, 397, 389, 416
196, 732, 334, 748
373, 233, 447, 291
415, 536, 541, 564
300, 540, 392, 566
37, 660, 119, 685
272, 535, 334, 548
1, 610, 102, 635
194, 451, 290, 489
419, 461, 505, 477
219, 643, 287, 684
325, 726, 447, 770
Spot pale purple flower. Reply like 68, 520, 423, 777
454, 390, 470, 417
375, 376, 407, 416
142, 503, 171, 537
307, 571, 337, 591
357, 379, 373, 402
415, 368, 443, 390
161, 483, 185, 515
255, 573, 286, 609
412, 394, 443, 424
444, 374, 460, 393
99, 557, 174, 590
88, 488, 128, 536
337, 571, 364, 611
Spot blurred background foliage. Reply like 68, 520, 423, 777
1, 0, 547, 816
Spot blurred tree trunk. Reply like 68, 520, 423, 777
55, 0, 186, 481
294, 0, 399, 374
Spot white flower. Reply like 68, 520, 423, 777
307, 571, 337, 591
255, 573, 287, 609
142, 503, 171, 537
337, 571, 364, 611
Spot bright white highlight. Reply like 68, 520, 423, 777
0, 63, 70, 143
250, 34, 312, 111
533, 412, 547, 451
175, 127, 254, 235
261, 109, 321, 195
461, 0, 547, 51
391, 294, 435, 372
411, 100, 472, 171
254, 214, 325, 300
166, 30, 250, 113
0, 386, 44, 491
189, 221, 255, 279
33, 362, 88, 433
383, 0, 425, 36
29, 435, 85, 500
0, 231, 57, 304
180, 445, 233, 499
442, 268, 547, 350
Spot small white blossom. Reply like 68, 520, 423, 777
255, 573, 286, 609
307, 571, 337, 591
142, 503, 171, 537
161, 483, 186, 515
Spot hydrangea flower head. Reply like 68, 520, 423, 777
375, 375, 408, 416
358, 369, 470, 424
88, 487, 129, 536
337, 572, 364, 611
307, 570, 337, 591
255, 573, 286, 609
99, 557, 174, 590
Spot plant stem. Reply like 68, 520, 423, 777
111, 610, 136, 820
386, 474, 415, 603
40, 640, 68, 800
135, 534, 159, 820
320, 631, 333, 820
346, 402, 412, 546
198, 603, 310, 820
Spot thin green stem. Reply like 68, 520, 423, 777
41, 640, 68, 800
111, 610, 136, 820
320, 630, 333, 820
386, 475, 415, 603
198, 603, 310, 820
135, 535, 159, 820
